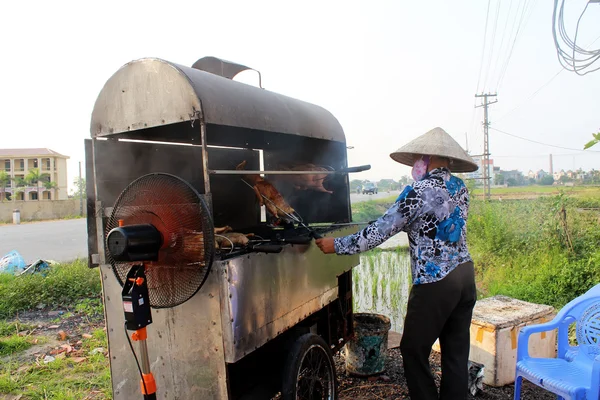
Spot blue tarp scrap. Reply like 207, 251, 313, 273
0, 250, 52, 276
20, 259, 51, 277
0, 250, 27, 275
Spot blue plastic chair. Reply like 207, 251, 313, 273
514, 283, 600, 400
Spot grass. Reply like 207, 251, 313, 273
0, 328, 110, 399
351, 195, 397, 222
0, 259, 108, 398
0, 335, 34, 357
471, 184, 600, 199
0, 321, 36, 337
351, 187, 600, 309
468, 194, 600, 308
0, 259, 102, 319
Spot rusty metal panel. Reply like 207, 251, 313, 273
220, 226, 360, 363
85, 139, 98, 268
90, 59, 201, 138
101, 263, 229, 400
90, 58, 346, 143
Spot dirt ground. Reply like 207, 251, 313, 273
334, 348, 555, 400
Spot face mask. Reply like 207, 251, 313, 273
411, 156, 430, 182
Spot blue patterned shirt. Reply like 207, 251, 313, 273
334, 168, 472, 285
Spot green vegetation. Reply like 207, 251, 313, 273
584, 131, 599, 149
471, 185, 600, 197
0, 259, 109, 399
351, 188, 600, 309
351, 195, 397, 222
469, 193, 600, 308
0, 327, 110, 399
0, 259, 102, 319
0, 334, 34, 357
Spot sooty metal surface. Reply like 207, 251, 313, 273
91, 58, 345, 143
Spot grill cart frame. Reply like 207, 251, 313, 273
87, 56, 362, 399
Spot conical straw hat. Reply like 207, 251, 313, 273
390, 127, 479, 173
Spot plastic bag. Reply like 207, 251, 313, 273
0, 250, 27, 275
19, 260, 50, 277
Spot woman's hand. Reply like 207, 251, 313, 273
315, 237, 336, 254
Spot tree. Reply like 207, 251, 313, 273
11, 177, 26, 201
25, 168, 50, 201
494, 174, 505, 186
73, 177, 86, 199
506, 178, 518, 187
540, 175, 555, 186
559, 175, 571, 184
584, 131, 599, 149
0, 171, 10, 202
399, 175, 410, 186
42, 181, 58, 200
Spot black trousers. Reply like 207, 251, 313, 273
400, 261, 476, 400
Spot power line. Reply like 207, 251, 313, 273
491, 152, 600, 158
552, 0, 600, 75
490, 0, 514, 87
483, 0, 502, 90
497, 0, 534, 90
497, 34, 600, 122
490, 127, 600, 152
475, 0, 492, 95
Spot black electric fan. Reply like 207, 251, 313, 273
105, 173, 215, 400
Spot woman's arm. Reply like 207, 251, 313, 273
317, 185, 422, 255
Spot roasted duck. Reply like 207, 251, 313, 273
215, 232, 256, 249
274, 163, 333, 194
236, 160, 296, 223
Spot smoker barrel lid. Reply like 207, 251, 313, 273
90, 57, 346, 143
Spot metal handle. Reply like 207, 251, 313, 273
336, 165, 371, 174
248, 244, 283, 253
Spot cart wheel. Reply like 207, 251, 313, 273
282, 333, 337, 400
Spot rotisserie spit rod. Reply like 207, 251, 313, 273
209, 165, 371, 175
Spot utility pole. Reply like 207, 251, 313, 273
465, 132, 469, 153
79, 161, 83, 216
475, 93, 497, 201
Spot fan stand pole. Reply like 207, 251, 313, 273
122, 264, 157, 400
132, 327, 157, 400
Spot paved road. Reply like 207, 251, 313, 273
0, 191, 406, 263
0, 219, 87, 263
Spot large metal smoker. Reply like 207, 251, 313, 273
86, 56, 365, 399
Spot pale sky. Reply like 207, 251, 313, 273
1, 0, 598, 191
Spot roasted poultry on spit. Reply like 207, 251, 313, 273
214, 226, 255, 250
272, 163, 333, 194
236, 160, 296, 224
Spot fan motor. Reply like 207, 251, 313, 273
107, 224, 163, 262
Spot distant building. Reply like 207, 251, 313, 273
536, 170, 548, 180
0, 148, 69, 201
553, 169, 565, 181
501, 169, 523, 183
466, 156, 495, 186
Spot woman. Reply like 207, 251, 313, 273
316, 127, 479, 400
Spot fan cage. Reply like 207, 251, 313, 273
105, 173, 215, 308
